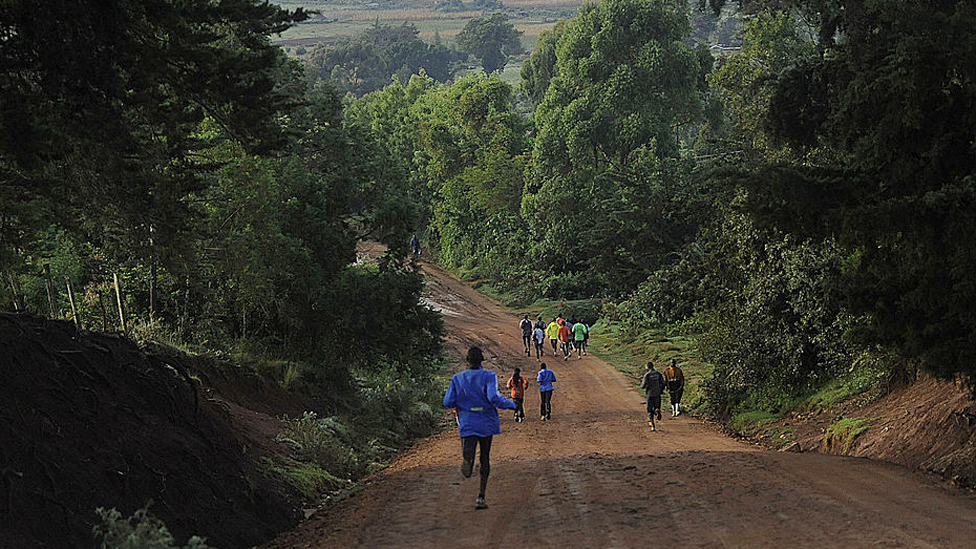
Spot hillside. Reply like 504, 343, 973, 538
0, 314, 302, 548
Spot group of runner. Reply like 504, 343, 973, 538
443, 346, 557, 510
443, 311, 687, 509
519, 314, 589, 361
641, 359, 685, 431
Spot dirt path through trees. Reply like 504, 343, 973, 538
262, 262, 976, 549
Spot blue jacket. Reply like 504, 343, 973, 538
537, 368, 557, 392
443, 367, 516, 437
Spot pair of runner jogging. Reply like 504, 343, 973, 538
641, 359, 685, 429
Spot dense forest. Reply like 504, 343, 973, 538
2, 0, 976, 477
0, 0, 445, 470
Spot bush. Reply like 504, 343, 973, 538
276, 411, 367, 479
93, 505, 211, 549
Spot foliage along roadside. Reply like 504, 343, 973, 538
346, 0, 976, 435
1, 0, 446, 422
1, 2, 450, 546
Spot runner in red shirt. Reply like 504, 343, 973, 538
557, 323, 573, 361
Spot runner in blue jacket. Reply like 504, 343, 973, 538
443, 346, 516, 510
537, 363, 557, 421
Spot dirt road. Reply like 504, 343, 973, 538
263, 262, 976, 549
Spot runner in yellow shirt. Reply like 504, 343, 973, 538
545, 318, 560, 357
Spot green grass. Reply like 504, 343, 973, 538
722, 361, 886, 445
262, 457, 350, 499
822, 417, 877, 454
728, 409, 781, 436
803, 361, 886, 414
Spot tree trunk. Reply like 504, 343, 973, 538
44, 264, 58, 318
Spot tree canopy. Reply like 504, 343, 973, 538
306, 23, 462, 96
456, 14, 525, 74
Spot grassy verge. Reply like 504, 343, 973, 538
822, 417, 877, 454
725, 363, 887, 447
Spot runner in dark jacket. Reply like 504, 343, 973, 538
519, 314, 533, 356
640, 362, 666, 431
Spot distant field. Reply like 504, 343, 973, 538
272, 0, 581, 51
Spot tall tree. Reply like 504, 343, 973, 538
533, 0, 705, 174
456, 14, 525, 74
728, 1, 976, 381
523, 0, 710, 295
0, 0, 307, 271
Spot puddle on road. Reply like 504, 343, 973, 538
421, 297, 461, 317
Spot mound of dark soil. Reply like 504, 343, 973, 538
0, 313, 300, 549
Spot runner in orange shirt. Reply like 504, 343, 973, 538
557, 323, 573, 361
506, 368, 530, 422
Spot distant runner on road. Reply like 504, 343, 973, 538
519, 314, 533, 357
410, 234, 421, 257
537, 362, 557, 421
663, 358, 685, 418
557, 322, 573, 361
641, 362, 666, 431
572, 319, 587, 359
507, 368, 529, 423
545, 318, 560, 357
443, 346, 517, 510
532, 325, 546, 360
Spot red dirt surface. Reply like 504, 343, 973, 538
261, 263, 976, 549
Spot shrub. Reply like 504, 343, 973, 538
276, 412, 366, 479
93, 505, 211, 549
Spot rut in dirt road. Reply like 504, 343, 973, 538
262, 262, 976, 549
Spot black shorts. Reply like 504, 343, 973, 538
646, 394, 661, 413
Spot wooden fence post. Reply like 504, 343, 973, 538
65, 277, 81, 329
6, 271, 23, 312
113, 272, 127, 334
43, 264, 58, 318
